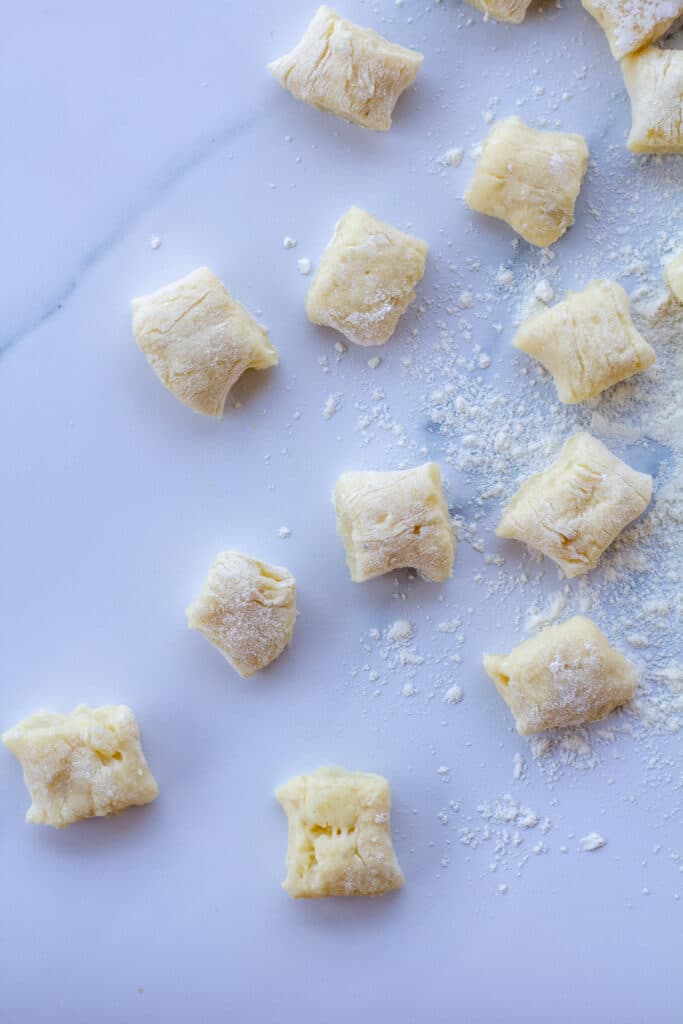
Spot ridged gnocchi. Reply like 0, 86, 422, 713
465, 0, 533, 23
581, 0, 683, 60
513, 280, 655, 403
276, 766, 404, 898
622, 46, 683, 154
483, 616, 637, 735
334, 462, 455, 582
665, 252, 683, 302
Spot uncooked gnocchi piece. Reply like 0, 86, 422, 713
334, 462, 455, 582
2, 705, 158, 828
186, 550, 296, 677
665, 251, 683, 302
268, 5, 423, 131
483, 616, 637, 735
131, 267, 277, 418
465, 0, 533, 23
465, 117, 589, 248
497, 432, 653, 578
622, 46, 683, 154
581, 0, 683, 59
306, 207, 428, 346
276, 766, 404, 898
513, 280, 655, 403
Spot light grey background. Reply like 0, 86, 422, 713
1, 2, 681, 1022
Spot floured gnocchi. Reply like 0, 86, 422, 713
334, 462, 455, 582
581, 0, 683, 59
306, 207, 428, 346
465, 0, 533, 23
665, 251, 683, 302
497, 432, 653, 577
622, 46, 683, 154
276, 766, 404, 898
186, 550, 296, 677
268, 5, 423, 131
513, 279, 655, 402
2, 705, 158, 828
131, 267, 277, 418
465, 117, 589, 247
483, 616, 637, 735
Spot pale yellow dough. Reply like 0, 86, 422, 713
497, 432, 652, 578
2, 705, 158, 828
465, 117, 589, 248
513, 280, 655, 403
276, 766, 404, 898
306, 207, 428, 346
186, 550, 296, 678
622, 46, 683, 154
665, 251, 683, 302
131, 267, 277, 418
268, 5, 423, 131
465, 0, 533, 23
483, 616, 637, 735
334, 462, 455, 582
581, 0, 683, 59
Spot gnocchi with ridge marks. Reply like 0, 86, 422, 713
334, 462, 455, 582
513, 280, 655, 403
483, 616, 637, 735
268, 5, 423, 132
581, 0, 683, 59
186, 551, 296, 678
465, 0, 533, 23
131, 267, 278, 418
465, 117, 589, 247
2, 705, 158, 828
276, 766, 404, 898
622, 46, 683, 154
665, 251, 683, 302
306, 207, 428, 346
496, 432, 653, 578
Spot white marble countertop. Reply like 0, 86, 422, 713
1, 2, 681, 1021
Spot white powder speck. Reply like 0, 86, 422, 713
388, 619, 415, 643
322, 394, 341, 420
441, 146, 464, 167
498, 883, 508, 894
534, 279, 554, 303
444, 685, 463, 705
150, 236, 161, 250
297, 257, 312, 275
479, 353, 491, 369
368, 357, 381, 369
283, 236, 297, 249
513, 753, 526, 780
402, 682, 415, 697
580, 833, 606, 852
278, 526, 291, 539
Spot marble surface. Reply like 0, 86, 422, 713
1, 2, 681, 1022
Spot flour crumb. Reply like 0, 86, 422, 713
441, 146, 464, 167
368, 356, 381, 369
444, 685, 463, 705
150, 236, 161, 250
402, 682, 416, 697
278, 526, 292, 539
323, 394, 341, 419
297, 257, 312, 275
283, 236, 297, 249
388, 619, 415, 643
534, 279, 554, 304
498, 883, 508, 894
580, 832, 606, 852
513, 752, 526, 780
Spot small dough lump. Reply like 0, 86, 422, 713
268, 5, 423, 131
465, 117, 589, 248
131, 267, 277, 418
497, 432, 653, 578
513, 280, 655, 403
276, 766, 404, 898
483, 616, 637, 735
334, 462, 455, 582
581, 0, 683, 59
186, 550, 296, 677
465, 0, 533, 23
622, 46, 683, 154
665, 251, 683, 302
2, 705, 158, 828
306, 207, 428, 346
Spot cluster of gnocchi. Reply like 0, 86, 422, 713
5, 3, 674, 901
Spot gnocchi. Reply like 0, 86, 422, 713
581, 0, 683, 60
306, 207, 428, 346
465, 0, 533, 23
622, 46, 683, 154
665, 251, 683, 302
276, 766, 404, 898
513, 280, 655, 403
483, 616, 637, 735
268, 5, 423, 132
131, 267, 277, 418
465, 117, 589, 247
186, 550, 296, 678
2, 705, 158, 828
496, 432, 653, 578
334, 462, 455, 582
